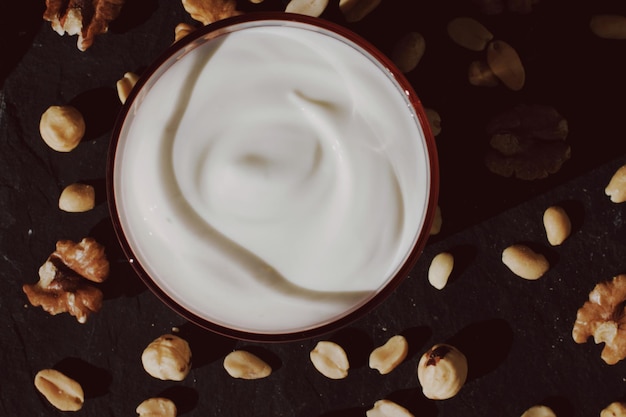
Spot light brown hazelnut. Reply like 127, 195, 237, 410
136, 397, 177, 417
59, 183, 96, 213
424, 108, 442, 137
142, 334, 192, 381
369, 335, 408, 375
502, 244, 549, 280
417, 343, 467, 400
34, 369, 84, 412
39, 105, 85, 152
366, 399, 414, 417
223, 350, 272, 379
310, 340, 349, 379
181, 0, 242, 25
428, 252, 454, 290
601, 401, 626, 417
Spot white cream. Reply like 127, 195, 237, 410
114, 20, 433, 335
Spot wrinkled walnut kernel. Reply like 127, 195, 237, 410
484, 104, 570, 180
573, 274, 626, 365
23, 238, 109, 323
182, 0, 242, 25
43, 0, 126, 51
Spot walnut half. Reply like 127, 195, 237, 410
572, 274, 626, 365
23, 238, 110, 323
43, 0, 126, 51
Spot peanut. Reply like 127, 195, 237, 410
339, 0, 381, 23
468, 60, 499, 87
520, 405, 556, 417
39, 105, 85, 152
590, 15, 626, 40
430, 205, 442, 235
391, 32, 426, 74
59, 183, 95, 212
447, 17, 493, 51
310, 340, 349, 379
223, 350, 272, 379
366, 399, 414, 417
285, 0, 329, 17
605, 164, 626, 203
369, 335, 408, 374
502, 244, 549, 280
136, 397, 177, 417
601, 402, 626, 417
34, 369, 84, 412
486, 40, 525, 91
141, 334, 192, 381
428, 252, 454, 290
116, 72, 140, 104
543, 205, 571, 246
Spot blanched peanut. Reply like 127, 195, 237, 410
285, 0, 329, 17
310, 340, 349, 379
424, 108, 442, 137
543, 205, 571, 246
59, 183, 95, 212
136, 397, 177, 417
601, 401, 626, 417
141, 334, 192, 381
223, 350, 272, 379
590, 15, 626, 40
369, 335, 408, 374
447, 17, 493, 51
34, 369, 84, 412
502, 244, 549, 280
339, 0, 381, 23
391, 32, 426, 73
39, 105, 85, 152
605, 164, 626, 203
520, 405, 556, 417
428, 252, 454, 290
366, 399, 414, 417
116, 72, 140, 104
486, 40, 525, 91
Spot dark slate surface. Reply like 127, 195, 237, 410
2, 0, 626, 416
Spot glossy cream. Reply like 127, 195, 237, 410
114, 20, 432, 334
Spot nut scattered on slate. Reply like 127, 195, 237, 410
116, 72, 140, 104
223, 350, 272, 379
285, 0, 329, 17
369, 335, 409, 375
417, 343, 468, 400
136, 397, 177, 417
542, 205, 571, 246
392, 32, 426, 73
520, 405, 557, 417
605, 164, 626, 203
590, 15, 626, 40
428, 252, 454, 290
502, 244, 549, 280
142, 334, 192, 381
34, 368, 84, 412
447, 17, 493, 51
484, 104, 570, 180
59, 183, 96, 213
468, 60, 500, 87
601, 402, 626, 417
366, 399, 414, 417
572, 274, 626, 365
310, 340, 349, 379
39, 105, 86, 152
430, 205, 442, 235
339, 0, 382, 22
486, 40, 525, 91
182, 0, 242, 25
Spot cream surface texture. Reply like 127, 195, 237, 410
114, 21, 432, 334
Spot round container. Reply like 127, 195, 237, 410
107, 12, 439, 342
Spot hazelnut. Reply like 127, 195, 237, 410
142, 334, 192, 381
285, 0, 329, 17
602, 402, 626, 417
39, 105, 85, 152
59, 183, 96, 213
543, 205, 571, 246
417, 343, 467, 400
136, 397, 177, 417
366, 399, 414, 417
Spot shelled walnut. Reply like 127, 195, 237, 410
484, 104, 570, 180
182, 0, 242, 25
572, 274, 626, 365
43, 0, 126, 51
22, 238, 109, 323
